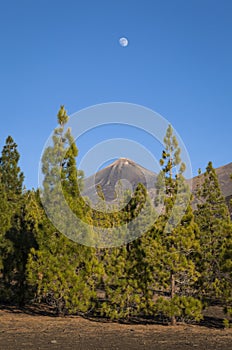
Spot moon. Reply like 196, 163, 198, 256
119, 37, 129, 47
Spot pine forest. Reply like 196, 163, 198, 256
0, 106, 232, 327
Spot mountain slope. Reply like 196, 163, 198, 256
83, 158, 232, 215
83, 158, 157, 202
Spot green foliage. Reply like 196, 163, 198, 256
98, 183, 156, 319
26, 106, 99, 314
155, 296, 203, 323
194, 161, 232, 302
100, 246, 140, 319
0, 182, 12, 271
1, 191, 39, 304
0, 183, 11, 233
0, 136, 31, 304
41, 106, 92, 246
159, 124, 186, 177
1, 119, 232, 325
153, 125, 201, 325
223, 318, 232, 328
27, 229, 99, 315
0, 135, 24, 198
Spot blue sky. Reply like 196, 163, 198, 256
0, 0, 232, 188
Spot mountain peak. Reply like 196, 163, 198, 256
83, 158, 157, 202
111, 157, 135, 164
82, 160, 232, 217
111, 158, 136, 167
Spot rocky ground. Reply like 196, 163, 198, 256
0, 307, 232, 350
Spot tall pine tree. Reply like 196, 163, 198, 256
194, 161, 232, 303
153, 125, 202, 325
0, 136, 33, 304
0, 136, 24, 198
27, 106, 99, 314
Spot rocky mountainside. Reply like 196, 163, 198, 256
83, 158, 232, 215
83, 158, 157, 202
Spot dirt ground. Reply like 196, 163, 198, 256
0, 308, 232, 350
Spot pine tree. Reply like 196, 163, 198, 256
0, 136, 24, 198
100, 183, 154, 319
221, 232, 232, 318
152, 125, 202, 325
41, 105, 92, 245
27, 221, 100, 315
100, 245, 139, 319
0, 136, 31, 304
194, 161, 232, 303
27, 106, 99, 314
2, 190, 40, 304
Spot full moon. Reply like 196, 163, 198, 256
119, 37, 129, 47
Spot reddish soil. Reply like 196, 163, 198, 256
0, 307, 232, 350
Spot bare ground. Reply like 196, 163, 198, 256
0, 307, 232, 350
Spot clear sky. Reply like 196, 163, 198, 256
0, 0, 232, 188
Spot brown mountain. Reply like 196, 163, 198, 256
83, 158, 232, 215
83, 158, 157, 202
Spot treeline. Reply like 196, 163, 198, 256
0, 106, 232, 326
